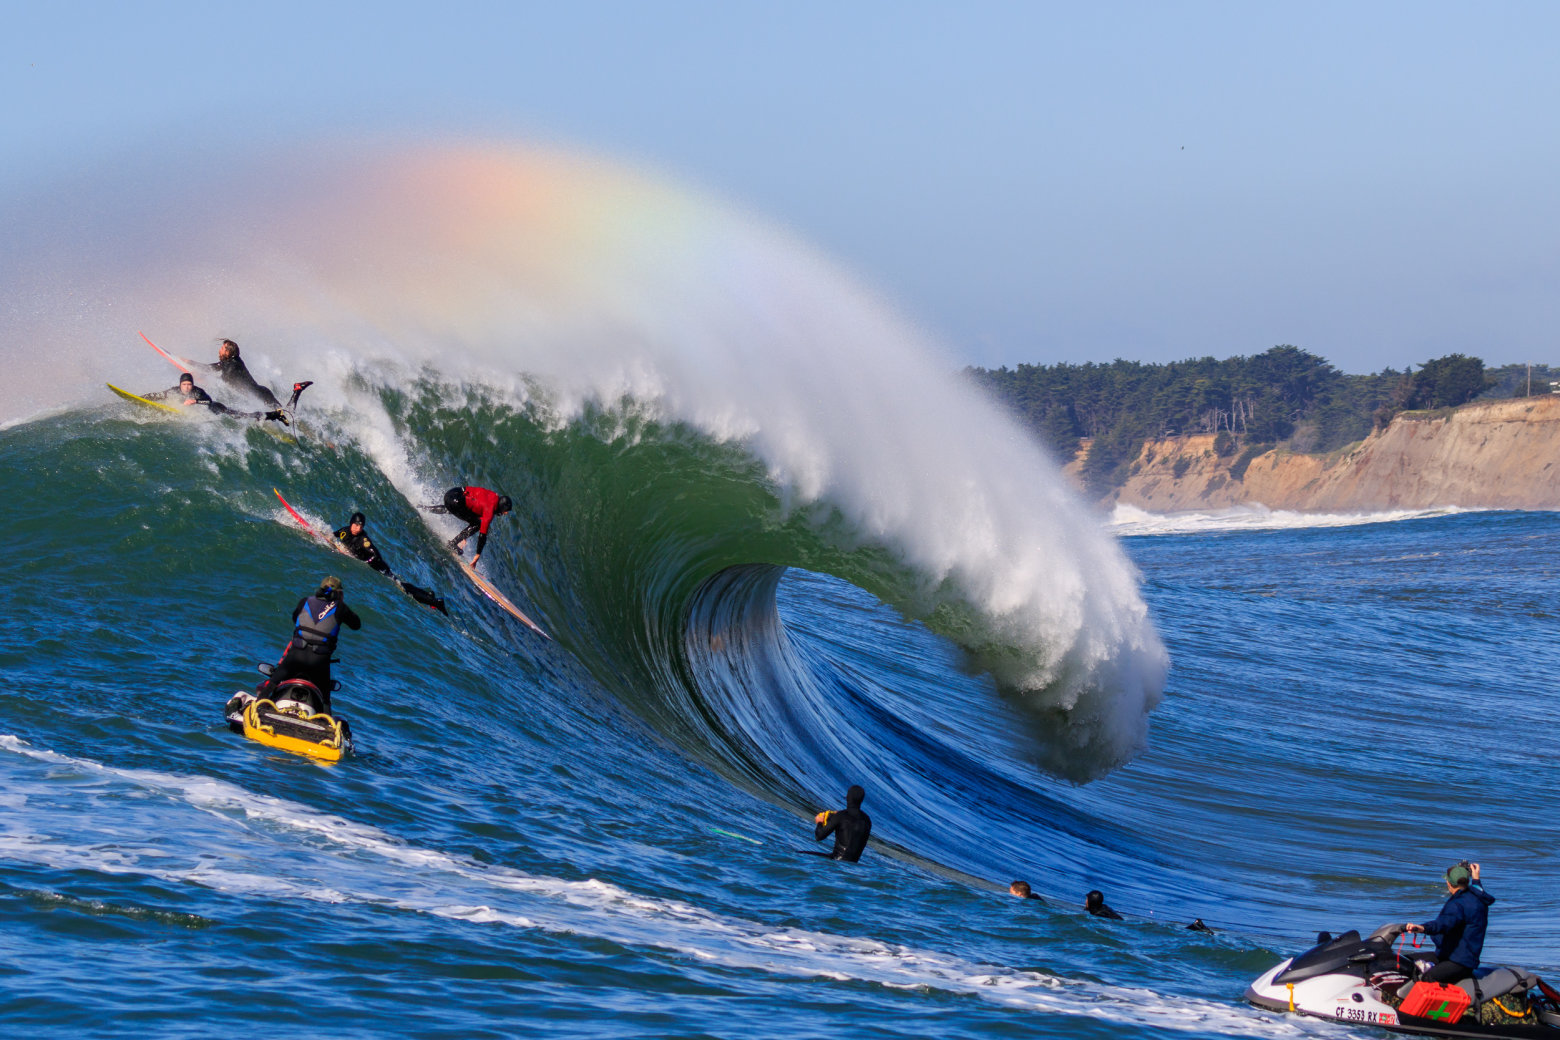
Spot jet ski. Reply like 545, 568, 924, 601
224, 664, 353, 763
1247, 923, 1560, 1039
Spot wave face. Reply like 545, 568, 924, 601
1, 142, 1166, 780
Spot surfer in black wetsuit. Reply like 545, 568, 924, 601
333, 511, 448, 614
255, 575, 361, 712
145, 372, 289, 423
813, 784, 871, 862
201, 339, 282, 409
144, 372, 214, 406
1085, 890, 1124, 920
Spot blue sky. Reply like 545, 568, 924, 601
5, 1, 1558, 373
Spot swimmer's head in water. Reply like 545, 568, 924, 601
1009, 881, 1032, 898
1085, 890, 1106, 911
845, 785, 865, 808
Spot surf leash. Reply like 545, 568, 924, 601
709, 827, 762, 845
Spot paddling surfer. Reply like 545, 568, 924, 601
813, 785, 871, 862
428, 485, 514, 569
145, 372, 289, 423
334, 511, 448, 614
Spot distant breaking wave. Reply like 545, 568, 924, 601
1109, 502, 1475, 536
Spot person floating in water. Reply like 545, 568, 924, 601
813, 784, 871, 862
145, 372, 289, 423
427, 485, 513, 569
200, 338, 283, 409
1403, 861, 1494, 984
333, 511, 448, 614
1009, 881, 1040, 900
1085, 890, 1124, 919
254, 575, 361, 713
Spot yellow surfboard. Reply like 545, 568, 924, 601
107, 382, 185, 415
457, 559, 550, 639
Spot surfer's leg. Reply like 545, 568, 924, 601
449, 522, 479, 553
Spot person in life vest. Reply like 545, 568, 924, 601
429, 486, 513, 569
255, 575, 361, 712
1403, 861, 1495, 984
333, 511, 448, 614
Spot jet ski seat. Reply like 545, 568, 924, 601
1459, 967, 1536, 1004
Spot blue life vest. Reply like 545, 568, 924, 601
293, 595, 341, 654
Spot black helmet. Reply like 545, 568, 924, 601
178, 372, 194, 384
349, 512, 366, 526
497, 495, 513, 514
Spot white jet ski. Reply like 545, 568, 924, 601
1247, 923, 1560, 1039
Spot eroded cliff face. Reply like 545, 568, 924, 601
1072, 396, 1560, 512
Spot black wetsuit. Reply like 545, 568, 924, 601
144, 382, 213, 405
1085, 894, 1124, 920
814, 806, 871, 862
204, 356, 281, 409
333, 525, 447, 613
258, 593, 361, 711
144, 381, 279, 421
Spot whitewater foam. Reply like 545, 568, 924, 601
1110, 502, 1474, 536
0, 734, 1316, 1037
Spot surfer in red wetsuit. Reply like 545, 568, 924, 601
430, 486, 513, 569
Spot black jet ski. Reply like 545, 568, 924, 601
224, 664, 353, 763
1247, 923, 1560, 1039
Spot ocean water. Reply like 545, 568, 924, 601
3, 400, 1557, 1039
2, 145, 1557, 1038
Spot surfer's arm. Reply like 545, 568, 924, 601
813, 811, 838, 842
337, 602, 362, 630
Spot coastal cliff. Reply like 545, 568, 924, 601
1071, 395, 1560, 512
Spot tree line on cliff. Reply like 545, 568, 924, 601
968, 346, 1560, 495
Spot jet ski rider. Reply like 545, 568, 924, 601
255, 575, 361, 712
1403, 861, 1494, 984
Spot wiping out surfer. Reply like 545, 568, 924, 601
201, 339, 282, 409
428, 485, 513, 569
813, 784, 871, 862
334, 511, 448, 614
1402, 861, 1495, 984
143, 372, 290, 423
253, 575, 361, 712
